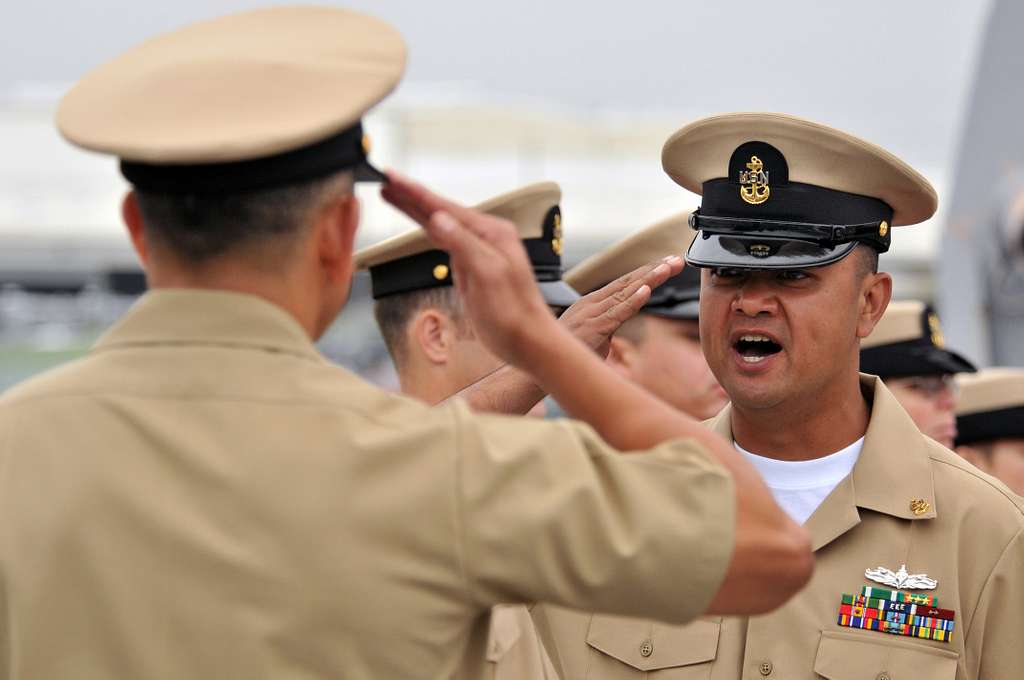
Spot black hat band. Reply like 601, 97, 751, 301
369, 250, 563, 298
694, 179, 893, 252
121, 121, 383, 194
956, 405, 1024, 446
646, 267, 701, 308
370, 206, 564, 299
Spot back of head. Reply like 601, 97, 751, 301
135, 172, 353, 268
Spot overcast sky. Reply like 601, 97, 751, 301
2, 0, 991, 171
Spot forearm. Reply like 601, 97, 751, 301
523, 320, 720, 450
444, 364, 545, 415
524, 320, 812, 610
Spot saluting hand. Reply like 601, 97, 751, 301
382, 172, 587, 368
558, 257, 684, 359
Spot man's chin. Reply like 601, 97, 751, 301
720, 376, 788, 412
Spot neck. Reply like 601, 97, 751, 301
397, 369, 461, 405
731, 370, 869, 461
145, 256, 323, 339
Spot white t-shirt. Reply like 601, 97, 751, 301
735, 438, 864, 525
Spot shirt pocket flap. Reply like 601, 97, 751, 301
586, 614, 720, 671
814, 631, 958, 680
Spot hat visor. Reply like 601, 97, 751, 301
862, 344, 977, 379
539, 279, 581, 308
686, 233, 858, 270
353, 159, 388, 183
645, 299, 701, 320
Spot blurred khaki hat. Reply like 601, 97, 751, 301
565, 212, 702, 319
955, 368, 1024, 445
57, 6, 406, 193
356, 182, 579, 307
662, 112, 937, 270
860, 300, 976, 378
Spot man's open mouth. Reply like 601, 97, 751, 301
733, 334, 783, 364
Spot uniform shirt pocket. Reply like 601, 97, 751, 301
814, 630, 958, 680
585, 614, 720, 678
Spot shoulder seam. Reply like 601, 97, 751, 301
930, 456, 1024, 519
964, 526, 1024, 643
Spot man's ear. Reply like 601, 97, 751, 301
411, 309, 455, 365
856, 271, 893, 339
121, 191, 148, 265
317, 193, 360, 283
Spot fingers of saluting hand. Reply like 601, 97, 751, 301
637, 255, 684, 290
587, 260, 666, 316
621, 255, 682, 287
425, 211, 501, 272
380, 171, 464, 226
605, 284, 653, 323
381, 171, 516, 250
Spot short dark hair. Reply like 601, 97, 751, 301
373, 286, 467, 366
135, 171, 352, 263
854, 243, 880, 278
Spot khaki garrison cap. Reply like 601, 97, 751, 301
662, 112, 937, 270
860, 300, 976, 379
57, 6, 406, 193
356, 182, 580, 307
955, 368, 1024, 446
565, 212, 702, 319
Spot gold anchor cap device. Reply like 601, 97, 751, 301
661, 112, 937, 270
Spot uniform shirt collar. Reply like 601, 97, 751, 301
852, 374, 937, 521
709, 374, 937, 548
93, 288, 324, 363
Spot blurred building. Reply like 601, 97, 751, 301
0, 85, 944, 388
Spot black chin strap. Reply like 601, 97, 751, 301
689, 210, 891, 253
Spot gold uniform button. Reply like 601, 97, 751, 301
639, 640, 653, 658
759, 661, 773, 676
432, 264, 449, 280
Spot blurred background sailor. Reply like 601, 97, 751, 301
955, 368, 1024, 496
356, 182, 575, 407
860, 301, 976, 449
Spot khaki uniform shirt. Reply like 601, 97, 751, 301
483, 606, 559, 680
534, 376, 1024, 680
0, 290, 735, 680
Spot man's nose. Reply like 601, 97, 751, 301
731, 278, 778, 317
